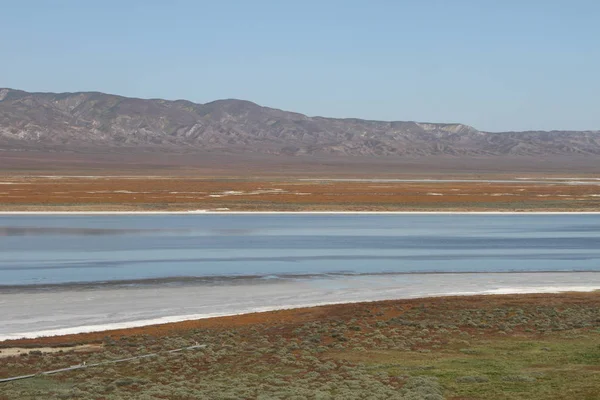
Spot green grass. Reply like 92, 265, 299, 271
327, 334, 600, 400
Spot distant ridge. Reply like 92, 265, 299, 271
1, 88, 599, 156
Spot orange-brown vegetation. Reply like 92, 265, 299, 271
1, 176, 599, 211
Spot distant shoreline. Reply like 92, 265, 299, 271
2, 211, 600, 215
2, 175, 599, 212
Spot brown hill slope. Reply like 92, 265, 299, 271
1, 88, 599, 156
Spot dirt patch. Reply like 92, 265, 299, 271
0, 344, 102, 358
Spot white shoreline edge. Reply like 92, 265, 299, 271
1, 211, 600, 215
2, 286, 599, 341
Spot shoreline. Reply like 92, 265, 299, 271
3, 270, 600, 293
3, 284, 599, 342
2, 210, 600, 215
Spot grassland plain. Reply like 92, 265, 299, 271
1, 292, 599, 399
0, 175, 599, 211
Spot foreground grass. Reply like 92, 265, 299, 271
1, 292, 599, 399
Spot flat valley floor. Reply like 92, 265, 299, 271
1, 175, 599, 212
1, 151, 599, 211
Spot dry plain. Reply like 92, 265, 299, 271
1, 151, 599, 211
1, 175, 599, 212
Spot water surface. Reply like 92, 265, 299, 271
1, 214, 600, 339
1, 214, 600, 286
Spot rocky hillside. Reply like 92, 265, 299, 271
1, 88, 599, 156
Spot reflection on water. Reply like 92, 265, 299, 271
2, 214, 600, 339
0, 226, 187, 236
1, 214, 600, 286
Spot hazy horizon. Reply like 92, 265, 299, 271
1, 1, 599, 132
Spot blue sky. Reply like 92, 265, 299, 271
1, 0, 598, 131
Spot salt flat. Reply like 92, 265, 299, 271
2, 272, 599, 340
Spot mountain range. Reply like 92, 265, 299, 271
1, 88, 599, 157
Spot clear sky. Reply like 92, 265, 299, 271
1, 0, 598, 131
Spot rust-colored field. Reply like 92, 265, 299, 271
0, 175, 599, 211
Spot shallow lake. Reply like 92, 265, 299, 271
2, 214, 600, 286
1, 213, 599, 339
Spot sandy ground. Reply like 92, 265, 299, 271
0, 344, 102, 358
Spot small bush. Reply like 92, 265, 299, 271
502, 375, 536, 383
114, 377, 136, 387
456, 375, 489, 383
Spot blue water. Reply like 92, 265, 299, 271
1, 214, 600, 286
